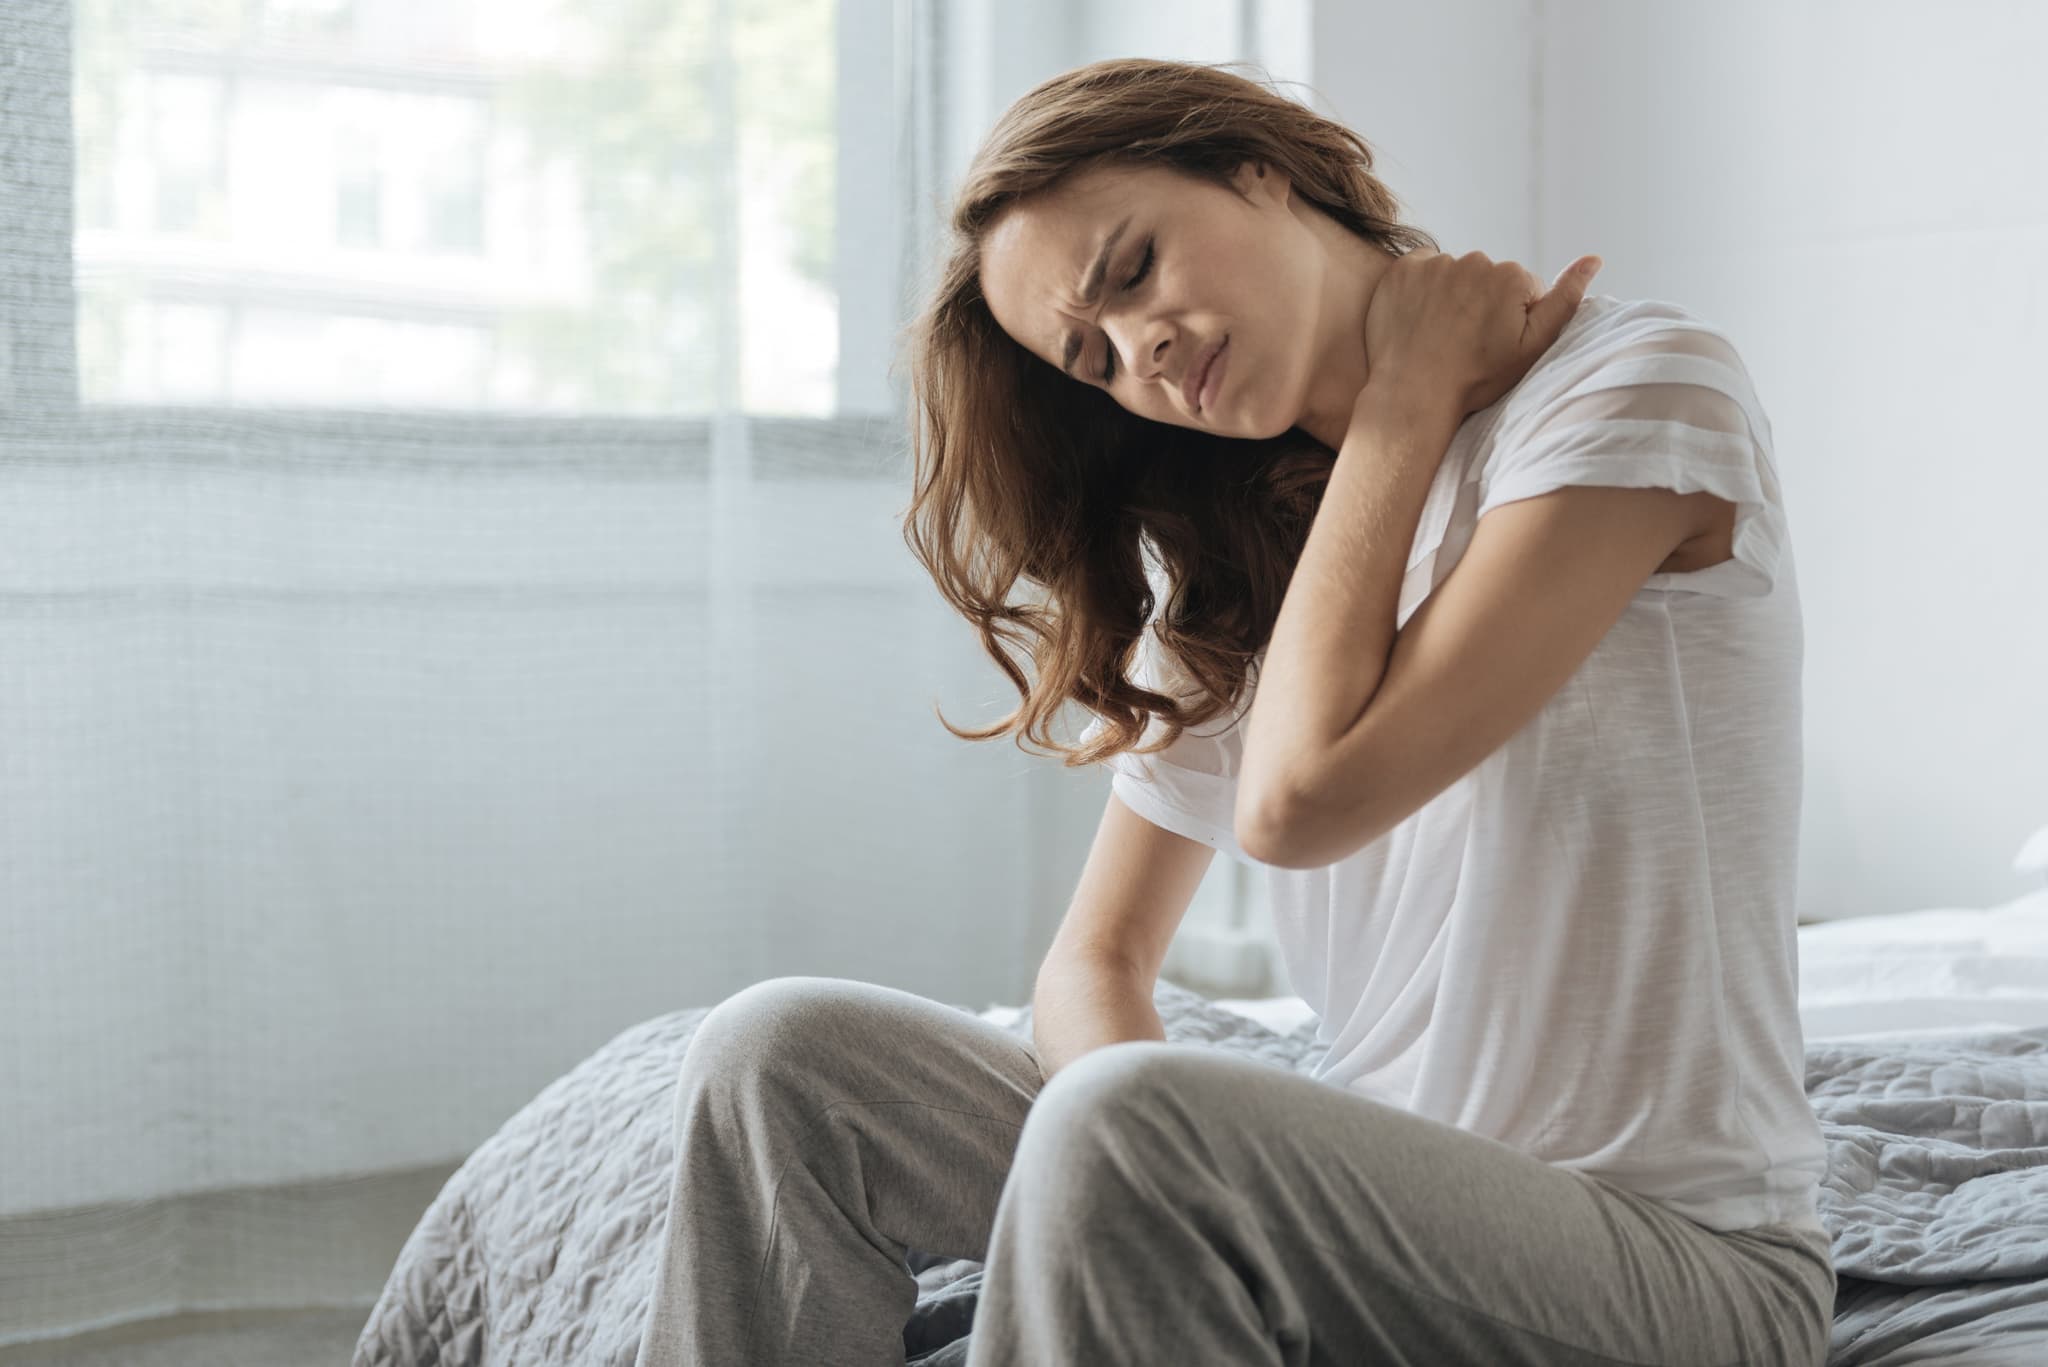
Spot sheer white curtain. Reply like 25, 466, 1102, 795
0, 0, 1293, 1344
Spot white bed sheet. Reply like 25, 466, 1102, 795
1795, 887, 2048, 1040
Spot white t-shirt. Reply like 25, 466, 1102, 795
1079, 294, 1827, 1235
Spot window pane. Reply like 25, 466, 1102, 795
73, 0, 839, 415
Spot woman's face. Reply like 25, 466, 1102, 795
980, 159, 1326, 440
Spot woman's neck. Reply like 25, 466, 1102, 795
1293, 214, 1400, 451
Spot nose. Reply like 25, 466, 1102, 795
1106, 310, 1174, 385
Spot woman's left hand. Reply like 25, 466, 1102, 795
1359, 248, 1603, 421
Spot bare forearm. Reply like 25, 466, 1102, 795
1238, 389, 1464, 819
1029, 953, 1165, 1082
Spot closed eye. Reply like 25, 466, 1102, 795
1099, 238, 1155, 384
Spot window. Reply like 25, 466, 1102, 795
70, 0, 863, 416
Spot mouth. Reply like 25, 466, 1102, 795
1183, 335, 1229, 416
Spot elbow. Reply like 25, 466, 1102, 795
1236, 788, 1384, 870
1235, 789, 1321, 870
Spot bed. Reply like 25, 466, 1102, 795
353, 882, 2048, 1366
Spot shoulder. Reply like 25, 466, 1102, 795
1497, 294, 1765, 442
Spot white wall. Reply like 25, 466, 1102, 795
1306, 0, 2048, 922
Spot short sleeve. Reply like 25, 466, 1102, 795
1476, 323, 1788, 600
1075, 625, 1255, 862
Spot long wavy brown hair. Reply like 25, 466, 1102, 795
899, 58, 1438, 767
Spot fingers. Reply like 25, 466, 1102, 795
1559, 255, 1602, 288
1528, 256, 1602, 336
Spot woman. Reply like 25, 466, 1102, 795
636, 58, 1834, 1366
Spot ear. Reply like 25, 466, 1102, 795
1233, 158, 1291, 208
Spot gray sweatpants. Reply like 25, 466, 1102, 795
632, 975, 1835, 1366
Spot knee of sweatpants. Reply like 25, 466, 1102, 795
1010, 1042, 1188, 1195
676, 975, 878, 1093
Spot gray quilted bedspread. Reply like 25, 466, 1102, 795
352, 980, 2048, 1367
1807, 1028, 2048, 1364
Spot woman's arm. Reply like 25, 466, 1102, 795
1236, 251, 1600, 842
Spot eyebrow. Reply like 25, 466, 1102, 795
1058, 214, 1132, 378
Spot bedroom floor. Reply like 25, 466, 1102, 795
0, 1306, 367, 1367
